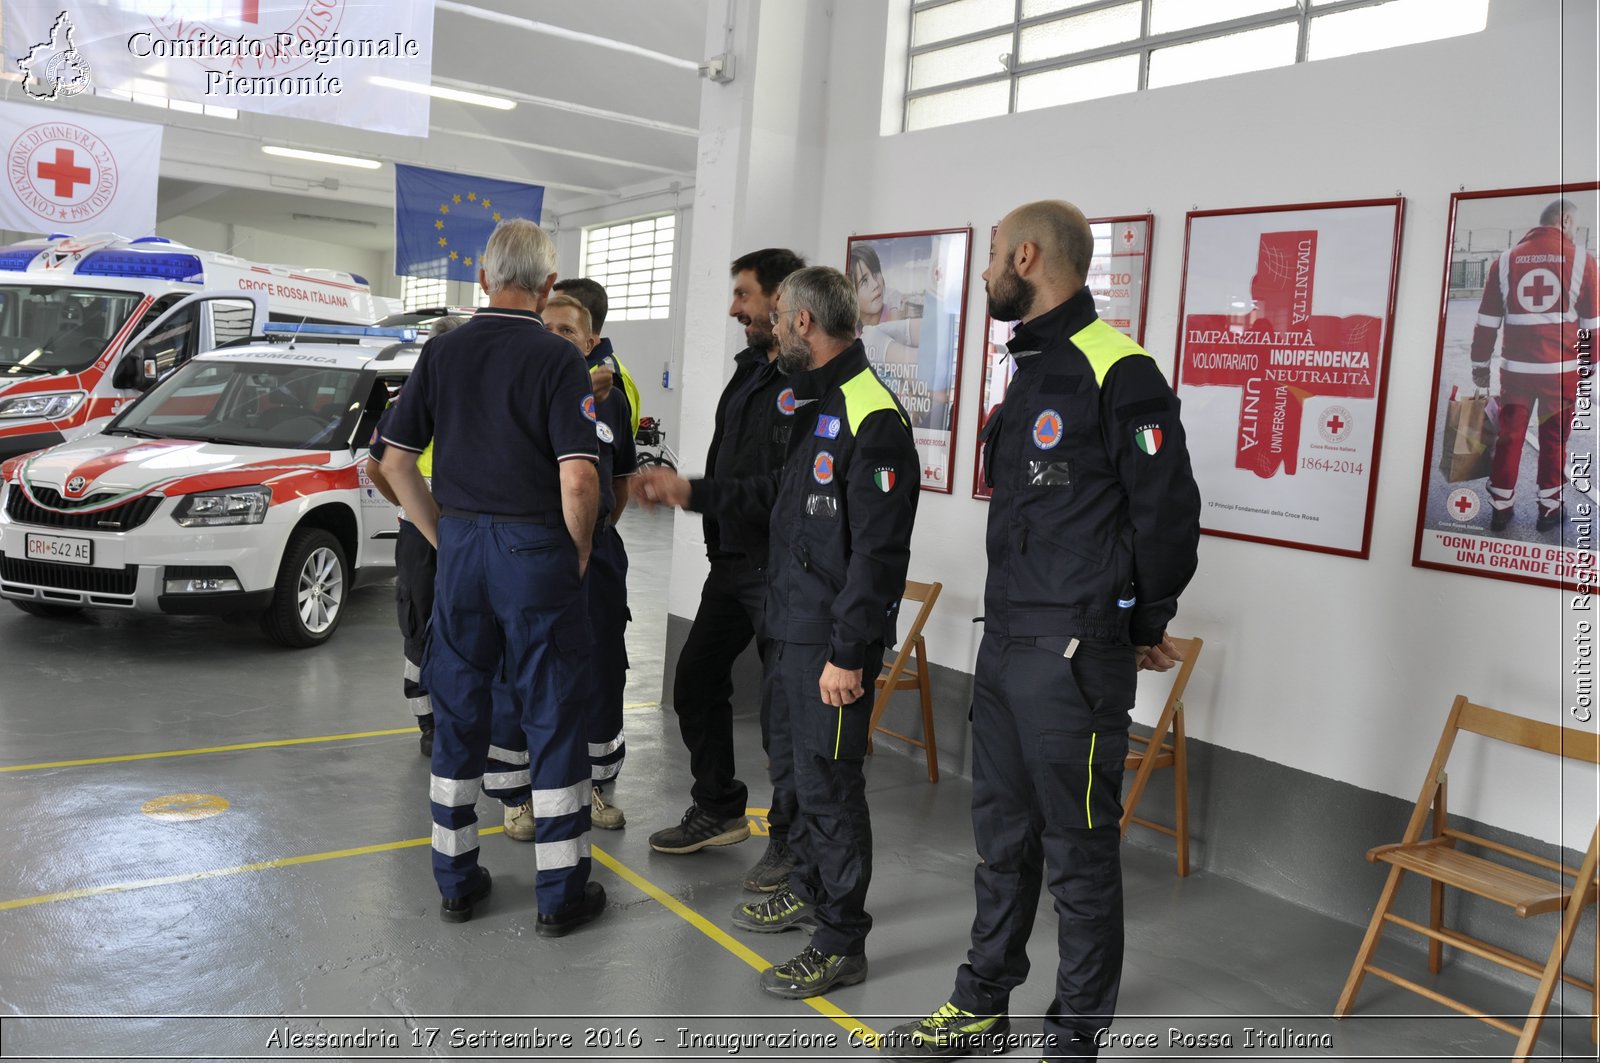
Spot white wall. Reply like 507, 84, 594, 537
668, 0, 1597, 845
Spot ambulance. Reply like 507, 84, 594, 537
0, 324, 416, 647
0, 232, 381, 463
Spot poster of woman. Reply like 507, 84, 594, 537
846, 228, 971, 493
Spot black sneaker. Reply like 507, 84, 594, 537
1489, 507, 1513, 532
742, 836, 794, 892
758, 945, 866, 999
881, 1001, 1011, 1059
419, 726, 434, 758
439, 866, 491, 923
1537, 505, 1565, 532
648, 805, 751, 854
731, 888, 814, 933
535, 881, 607, 938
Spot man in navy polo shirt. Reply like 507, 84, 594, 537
380, 219, 607, 936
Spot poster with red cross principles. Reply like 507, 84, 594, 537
1174, 199, 1404, 557
0, 101, 161, 237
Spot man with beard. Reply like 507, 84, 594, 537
641, 266, 920, 999
648, 249, 808, 896
883, 201, 1201, 1061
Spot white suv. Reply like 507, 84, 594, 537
0, 325, 418, 646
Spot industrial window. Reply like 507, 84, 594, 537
903, 0, 1488, 132
581, 213, 675, 322
402, 274, 448, 312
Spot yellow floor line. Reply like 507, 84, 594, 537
0, 831, 881, 1044
0, 728, 417, 773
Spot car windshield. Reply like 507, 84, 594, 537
0, 285, 144, 376
109, 357, 365, 450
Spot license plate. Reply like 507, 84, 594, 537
25, 532, 93, 566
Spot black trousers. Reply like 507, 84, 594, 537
671, 557, 795, 837
952, 634, 1135, 1062
766, 639, 885, 958
395, 520, 437, 731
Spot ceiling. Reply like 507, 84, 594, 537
47, 0, 714, 252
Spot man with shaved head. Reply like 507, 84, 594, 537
886, 201, 1201, 1062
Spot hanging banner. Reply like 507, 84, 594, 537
0, 100, 161, 235
973, 214, 1152, 499
1413, 183, 1599, 590
2, 1, 435, 137
1174, 199, 1404, 558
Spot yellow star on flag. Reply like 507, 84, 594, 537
449, 251, 459, 261
467, 192, 477, 201
437, 237, 447, 247
434, 219, 444, 230
481, 198, 491, 209
440, 204, 449, 214
452, 194, 461, 204
492, 211, 501, 222
464, 257, 473, 266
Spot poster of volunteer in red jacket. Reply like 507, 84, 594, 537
1414, 184, 1600, 590
1174, 199, 1404, 557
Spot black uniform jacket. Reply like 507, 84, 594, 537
692, 345, 794, 563
981, 288, 1201, 647
692, 340, 920, 670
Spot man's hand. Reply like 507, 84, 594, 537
819, 662, 865, 707
1471, 363, 1490, 389
590, 364, 615, 405
1135, 636, 1183, 673
637, 467, 691, 510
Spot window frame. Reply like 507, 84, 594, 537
578, 212, 677, 322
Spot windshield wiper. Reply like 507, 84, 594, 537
105, 426, 166, 439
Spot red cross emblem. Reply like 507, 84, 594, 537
1326, 413, 1345, 436
1517, 268, 1561, 313
1446, 488, 1479, 522
36, 147, 91, 199
1121, 227, 1135, 247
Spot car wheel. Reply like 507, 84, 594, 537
260, 528, 348, 648
10, 600, 83, 619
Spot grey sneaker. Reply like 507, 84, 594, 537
758, 945, 866, 999
742, 836, 794, 892
880, 1001, 1012, 1059
731, 888, 815, 934
648, 805, 751, 853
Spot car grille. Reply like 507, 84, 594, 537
5, 485, 163, 531
0, 556, 138, 594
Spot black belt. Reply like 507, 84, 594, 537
441, 507, 561, 527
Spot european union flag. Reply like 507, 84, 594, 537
394, 163, 544, 283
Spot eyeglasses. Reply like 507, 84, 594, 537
769, 308, 800, 326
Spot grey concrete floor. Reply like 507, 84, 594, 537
0, 503, 1594, 1061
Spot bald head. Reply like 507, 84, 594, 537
1001, 200, 1094, 286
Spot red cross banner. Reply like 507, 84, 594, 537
0, 101, 162, 237
1173, 199, 1404, 558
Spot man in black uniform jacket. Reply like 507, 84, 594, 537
648, 249, 807, 895
642, 266, 920, 999
885, 201, 1201, 1061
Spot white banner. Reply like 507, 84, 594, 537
0, 101, 161, 236
3, 2, 435, 137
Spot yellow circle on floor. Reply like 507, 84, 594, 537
141, 793, 229, 821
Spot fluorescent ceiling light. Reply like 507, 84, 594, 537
370, 75, 515, 110
261, 145, 381, 170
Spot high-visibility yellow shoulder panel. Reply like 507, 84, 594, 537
840, 367, 908, 434
1070, 318, 1150, 386
417, 440, 435, 478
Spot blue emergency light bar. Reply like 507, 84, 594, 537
263, 323, 420, 341
76, 250, 204, 283
0, 249, 39, 271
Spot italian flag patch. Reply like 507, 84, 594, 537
873, 467, 896, 492
1134, 425, 1163, 455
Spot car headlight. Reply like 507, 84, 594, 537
172, 487, 272, 527
0, 392, 86, 420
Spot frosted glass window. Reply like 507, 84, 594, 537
1016, 55, 1139, 112
913, 0, 1015, 48
1021, 0, 1105, 17
1018, 3, 1141, 65
1309, 0, 1488, 61
907, 81, 1011, 131
910, 34, 1013, 91
1150, 0, 1296, 35
1147, 22, 1298, 89
581, 214, 675, 321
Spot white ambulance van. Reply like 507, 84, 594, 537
0, 232, 380, 463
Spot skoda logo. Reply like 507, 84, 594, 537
65, 475, 87, 496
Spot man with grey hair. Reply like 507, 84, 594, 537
381, 218, 608, 935
640, 265, 920, 998
885, 201, 1200, 1061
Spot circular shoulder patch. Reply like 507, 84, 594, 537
812, 450, 835, 485
582, 395, 598, 422
596, 421, 614, 444
776, 387, 797, 416
1032, 409, 1064, 450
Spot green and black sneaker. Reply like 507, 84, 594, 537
881, 1001, 1011, 1059
730, 888, 815, 933
758, 945, 867, 999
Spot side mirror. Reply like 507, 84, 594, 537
111, 351, 158, 392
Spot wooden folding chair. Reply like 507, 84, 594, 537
1120, 635, 1201, 877
866, 579, 942, 782
1335, 695, 1600, 1059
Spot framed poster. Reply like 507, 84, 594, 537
846, 228, 972, 493
972, 214, 1154, 500
1174, 198, 1405, 557
1412, 183, 1599, 590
